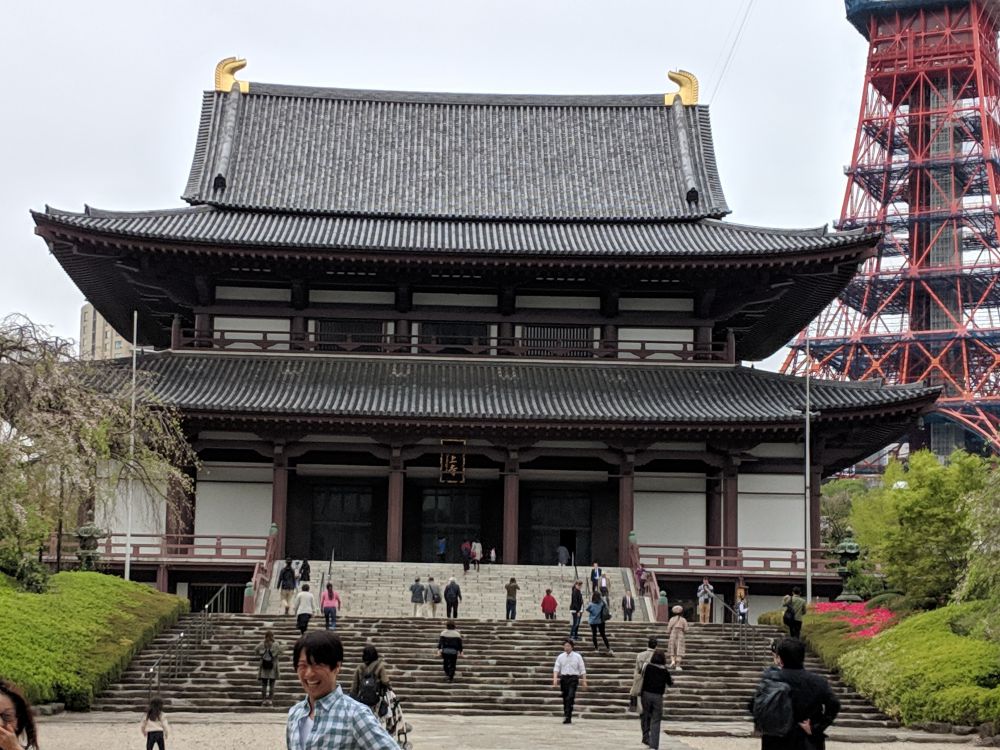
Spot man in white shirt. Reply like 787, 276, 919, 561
293, 583, 318, 635
551, 639, 587, 724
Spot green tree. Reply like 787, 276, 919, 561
0, 314, 196, 577
956, 467, 1000, 638
820, 477, 868, 546
850, 449, 987, 606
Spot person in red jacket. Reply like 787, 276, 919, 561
541, 588, 559, 620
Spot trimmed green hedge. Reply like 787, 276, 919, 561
838, 603, 1000, 725
0, 572, 188, 709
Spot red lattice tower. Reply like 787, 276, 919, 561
783, 0, 1000, 452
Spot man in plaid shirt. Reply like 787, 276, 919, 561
286, 631, 398, 749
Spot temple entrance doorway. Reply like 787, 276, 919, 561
559, 529, 578, 566
521, 486, 595, 565
414, 485, 483, 562
287, 478, 387, 562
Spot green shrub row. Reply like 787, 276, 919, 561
838, 602, 1000, 725
0, 572, 188, 709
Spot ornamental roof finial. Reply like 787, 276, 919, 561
215, 56, 249, 94
664, 69, 699, 106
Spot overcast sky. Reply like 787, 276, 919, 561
0, 1, 866, 369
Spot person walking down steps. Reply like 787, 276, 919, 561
586, 590, 613, 654
552, 639, 588, 724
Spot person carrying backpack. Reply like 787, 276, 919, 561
427, 576, 442, 618
254, 629, 281, 706
750, 637, 840, 750
351, 644, 391, 710
782, 587, 807, 638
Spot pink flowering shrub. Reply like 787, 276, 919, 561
813, 601, 897, 639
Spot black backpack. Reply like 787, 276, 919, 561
260, 648, 274, 671
752, 671, 794, 736
783, 601, 796, 627
356, 673, 381, 707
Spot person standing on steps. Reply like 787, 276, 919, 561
321, 583, 342, 631
444, 576, 462, 619
568, 580, 584, 641
460, 539, 472, 574
586, 590, 613, 654
435, 533, 447, 563
299, 559, 311, 588
590, 561, 601, 593
293, 583, 318, 635
471, 539, 483, 572
278, 557, 298, 616
598, 571, 610, 603
666, 604, 689, 670
436, 619, 464, 682
621, 590, 636, 622
552, 638, 587, 724
783, 586, 807, 639
541, 588, 558, 620
255, 629, 282, 706
696, 577, 714, 624
409, 577, 426, 618
286, 631, 397, 750
426, 577, 442, 618
638, 649, 673, 750
750, 637, 840, 750
737, 589, 750, 625
504, 577, 520, 620
556, 544, 570, 566
628, 636, 658, 711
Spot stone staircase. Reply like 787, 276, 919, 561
270, 561, 649, 622
92, 614, 897, 729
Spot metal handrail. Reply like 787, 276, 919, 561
146, 630, 188, 702
711, 592, 751, 655
198, 584, 230, 643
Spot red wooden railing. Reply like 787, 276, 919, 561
636, 544, 838, 577
45, 533, 269, 563
172, 328, 734, 363
244, 529, 279, 614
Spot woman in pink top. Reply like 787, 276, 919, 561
320, 582, 342, 630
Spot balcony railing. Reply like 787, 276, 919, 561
45, 532, 269, 565
172, 328, 734, 363
637, 544, 839, 578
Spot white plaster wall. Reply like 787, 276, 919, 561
412, 293, 498, 307
748, 594, 787, 625
97, 478, 167, 537
517, 295, 601, 310
215, 286, 291, 302
194, 481, 273, 545
212, 317, 290, 350
617, 327, 694, 360
748, 442, 805, 459
633, 474, 706, 546
619, 297, 694, 312
309, 290, 395, 305
737, 474, 805, 560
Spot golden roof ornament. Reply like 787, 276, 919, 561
664, 70, 698, 106
215, 57, 249, 94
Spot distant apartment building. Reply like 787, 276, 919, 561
79, 302, 132, 360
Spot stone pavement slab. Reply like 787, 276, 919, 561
38, 711, 974, 749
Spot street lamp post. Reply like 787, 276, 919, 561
124, 310, 137, 582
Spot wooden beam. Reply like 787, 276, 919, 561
503, 451, 520, 564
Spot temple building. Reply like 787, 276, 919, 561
33, 60, 938, 597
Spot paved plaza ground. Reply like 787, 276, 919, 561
37, 711, 972, 749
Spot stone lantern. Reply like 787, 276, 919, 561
75, 510, 109, 571
834, 529, 863, 602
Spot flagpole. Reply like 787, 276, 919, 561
804, 332, 813, 604
124, 310, 137, 582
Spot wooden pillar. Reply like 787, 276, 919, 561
503, 451, 519, 564
618, 455, 635, 567
705, 471, 722, 558
171, 315, 182, 349
271, 446, 288, 560
722, 462, 739, 559
387, 448, 404, 562
601, 324, 617, 358
291, 316, 306, 351
155, 564, 169, 593
695, 325, 713, 361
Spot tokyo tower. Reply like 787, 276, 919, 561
784, 0, 1000, 452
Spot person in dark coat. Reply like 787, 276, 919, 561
639, 649, 673, 749
751, 637, 841, 750
444, 576, 462, 619
277, 557, 297, 615
568, 580, 584, 641
436, 620, 464, 682
621, 592, 636, 622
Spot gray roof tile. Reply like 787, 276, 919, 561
181, 85, 729, 221
123, 351, 938, 425
39, 206, 874, 260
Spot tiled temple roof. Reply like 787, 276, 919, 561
181, 84, 729, 221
